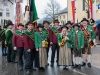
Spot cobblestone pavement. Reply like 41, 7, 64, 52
0, 46, 100, 75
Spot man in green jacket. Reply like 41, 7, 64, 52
5, 21, 15, 63
80, 18, 95, 67
72, 24, 84, 69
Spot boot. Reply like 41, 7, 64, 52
87, 63, 91, 67
25, 70, 30, 75
81, 62, 86, 66
73, 64, 78, 68
51, 63, 54, 67
78, 64, 81, 69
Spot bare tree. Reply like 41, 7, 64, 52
85, 0, 90, 18
43, 0, 61, 20
85, 0, 100, 18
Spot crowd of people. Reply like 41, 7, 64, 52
0, 18, 97, 75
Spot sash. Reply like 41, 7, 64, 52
0, 30, 5, 37
43, 28, 49, 38
51, 26, 59, 37
24, 30, 34, 41
15, 30, 23, 37
5, 29, 13, 34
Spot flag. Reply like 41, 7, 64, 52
71, 0, 75, 23
29, 0, 38, 23
90, 0, 93, 18
92, 0, 96, 20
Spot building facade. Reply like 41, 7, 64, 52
68, 0, 100, 22
0, 0, 14, 25
56, 7, 67, 25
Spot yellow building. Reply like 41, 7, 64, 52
68, 0, 100, 22
56, 7, 67, 25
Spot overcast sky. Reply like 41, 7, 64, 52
23, 0, 67, 18
35, 0, 67, 18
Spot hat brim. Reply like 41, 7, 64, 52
73, 25, 80, 28
43, 21, 49, 24
54, 21, 60, 23
66, 23, 72, 25
37, 26, 44, 28
18, 25, 24, 27
6, 24, 14, 27
81, 20, 88, 22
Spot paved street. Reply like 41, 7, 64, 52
0, 45, 100, 75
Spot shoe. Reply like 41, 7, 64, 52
41, 67, 45, 71
73, 65, 78, 68
51, 63, 54, 67
39, 67, 43, 72
2, 54, 4, 56
87, 63, 91, 67
78, 64, 81, 69
12, 60, 18, 63
63, 66, 69, 70
47, 63, 49, 66
32, 68, 36, 71
7, 60, 11, 63
25, 70, 30, 75
19, 67, 23, 71
81, 62, 86, 66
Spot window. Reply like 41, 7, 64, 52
60, 16, 61, 19
0, 12, 3, 17
82, 0, 85, 11
63, 15, 65, 19
6, 12, 10, 17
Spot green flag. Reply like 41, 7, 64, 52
30, 0, 38, 23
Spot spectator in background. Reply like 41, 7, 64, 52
90, 18, 97, 45
1, 26, 7, 56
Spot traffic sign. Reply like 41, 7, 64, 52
98, 4, 100, 9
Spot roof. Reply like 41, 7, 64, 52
56, 7, 67, 15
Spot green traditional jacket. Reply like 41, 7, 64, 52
58, 33, 72, 48
34, 31, 47, 48
5, 28, 13, 44
15, 30, 23, 36
72, 29, 84, 50
42, 28, 49, 38
68, 28, 74, 34
24, 30, 34, 41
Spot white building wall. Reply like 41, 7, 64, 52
0, 1, 14, 23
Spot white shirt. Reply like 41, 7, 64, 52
76, 30, 78, 34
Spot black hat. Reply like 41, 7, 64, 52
81, 18, 88, 22
54, 19, 60, 23
25, 21, 33, 26
18, 23, 24, 27
37, 23, 44, 28
6, 21, 14, 27
43, 21, 49, 24
62, 25, 68, 30
65, 21, 72, 25
73, 23, 80, 28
